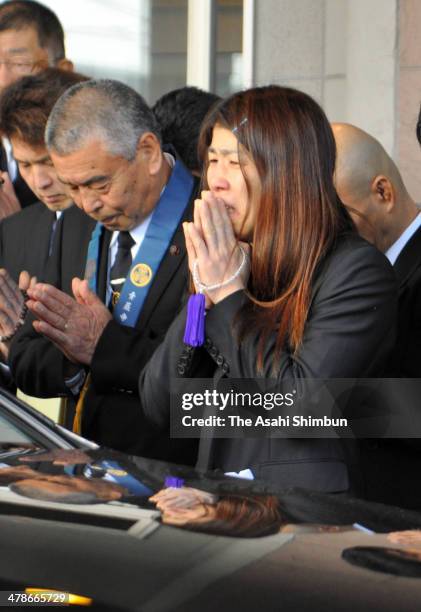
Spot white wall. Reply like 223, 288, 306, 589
345, 0, 397, 155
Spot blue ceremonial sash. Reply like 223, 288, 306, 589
91, 460, 154, 496
85, 222, 103, 292
84, 159, 194, 327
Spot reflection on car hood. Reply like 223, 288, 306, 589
2, 447, 421, 536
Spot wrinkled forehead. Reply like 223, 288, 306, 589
0, 25, 44, 55
50, 141, 128, 186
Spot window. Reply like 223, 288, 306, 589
44, 0, 247, 101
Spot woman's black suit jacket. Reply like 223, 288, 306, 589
139, 233, 398, 493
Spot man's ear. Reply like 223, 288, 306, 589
55, 58, 74, 72
370, 175, 394, 208
136, 132, 162, 175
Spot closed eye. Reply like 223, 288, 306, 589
93, 184, 110, 194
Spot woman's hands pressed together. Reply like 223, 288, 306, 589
183, 191, 250, 308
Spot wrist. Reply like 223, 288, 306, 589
193, 245, 248, 295
210, 280, 245, 304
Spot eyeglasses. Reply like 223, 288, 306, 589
0, 59, 38, 75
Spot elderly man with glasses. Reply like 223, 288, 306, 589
0, 0, 73, 215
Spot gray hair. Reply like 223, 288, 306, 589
45, 79, 162, 160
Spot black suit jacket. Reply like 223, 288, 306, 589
0, 202, 56, 282
10, 182, 198, 464
387, 224, 421, 377
0, 202, 67, 391
139, 234, 398, 492
360, 225, 421, 509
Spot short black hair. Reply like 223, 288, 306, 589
0, 67, 88, 146
153, 86, 220, 173
0, 0, 65, 62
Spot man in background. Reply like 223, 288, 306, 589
152, 86, 220, 176
0, 68, 89, 390
333, 122, 421, 509
0, 68, 88, 281
333, 121, 421, 379
0, 0, 73, 214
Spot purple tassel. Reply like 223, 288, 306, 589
183, 293, 206, 346
164, 476, 185, 488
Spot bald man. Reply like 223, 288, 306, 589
333, 123, 421, 377
333, 123, 421, 509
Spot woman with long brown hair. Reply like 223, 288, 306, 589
139, 85, 397, 493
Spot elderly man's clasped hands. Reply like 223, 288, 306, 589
25, 278, 112, 366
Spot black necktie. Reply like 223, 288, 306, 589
48, 212, 59, 256
109, 231, 135, 309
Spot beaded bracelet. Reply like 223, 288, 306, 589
192, 245, 248, 293
184, 246, 248, 347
